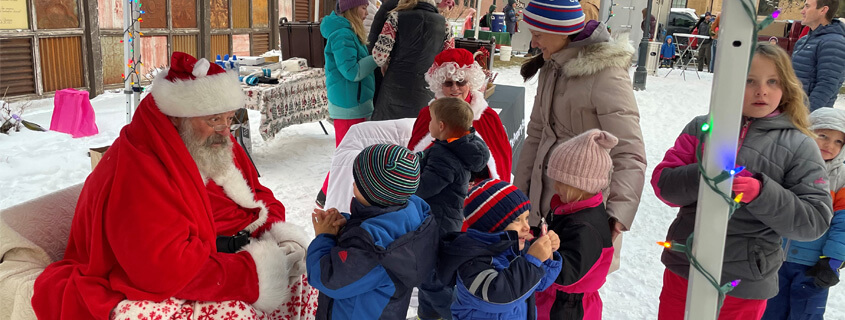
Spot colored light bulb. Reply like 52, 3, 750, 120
729, 166, 745, 176
772, 9, 780, 19
701, 122, 711, 132
731, 279, 741, 287
657, 241, 672, 249
734, 193, 744, 203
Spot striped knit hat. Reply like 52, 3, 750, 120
353, 144, 421, 207
523, 0, 586, 35
463, 179, 532, 232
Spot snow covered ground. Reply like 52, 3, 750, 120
2, 65, 845, 319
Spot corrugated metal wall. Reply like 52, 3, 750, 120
0, 38, 37, 96
38, 37, 84, 92
253, 0, 269, 28
294, 0, 309, 21
211, 34, 230, 59
232, 0, 250, 29
173, 35, 198, 58
252, 33, 269, 54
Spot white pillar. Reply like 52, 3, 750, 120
685, 0, 755, 319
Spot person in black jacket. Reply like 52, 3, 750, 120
416, 97, 490, 320
370, 0, 451, 120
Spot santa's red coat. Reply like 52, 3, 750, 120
206, 139, 285, 237
408, 91, 512, 182
31, 97, 268, 319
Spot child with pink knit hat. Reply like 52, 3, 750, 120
534, 129, 617, 320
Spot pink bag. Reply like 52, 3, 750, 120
50, 88, 99, 138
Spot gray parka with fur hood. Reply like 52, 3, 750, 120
514, 22, 646, 229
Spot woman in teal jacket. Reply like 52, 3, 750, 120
318, 0, 379, 206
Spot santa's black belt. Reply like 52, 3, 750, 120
216, 230, 250, 253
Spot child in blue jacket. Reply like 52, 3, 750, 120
438, 179, 562, 320
307, 144, 439, 320
660, 35, 676, 68
762, 108, 845, 320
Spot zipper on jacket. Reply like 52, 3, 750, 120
357, 83, 362, 102
737, 118, 752, 153
783, 239, 791, 262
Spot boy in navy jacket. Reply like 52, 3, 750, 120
438, 179, 562, 320
307, 144, 439, 320
416, 97, 491, 320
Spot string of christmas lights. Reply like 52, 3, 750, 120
655, 1, 783, 309
121, 0, 145, 91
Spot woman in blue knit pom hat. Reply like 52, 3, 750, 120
436, 179, 562, 320
513, 0, 646, 276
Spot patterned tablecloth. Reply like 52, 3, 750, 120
242, 68, 328, 140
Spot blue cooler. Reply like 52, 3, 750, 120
491, 12, 505, 33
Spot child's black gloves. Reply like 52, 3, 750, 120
805, 257, 844, 289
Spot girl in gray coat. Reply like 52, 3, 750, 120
652, 44, 832, 319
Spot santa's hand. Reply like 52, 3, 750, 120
241, 240, 293, 312
259, 222, 310, 283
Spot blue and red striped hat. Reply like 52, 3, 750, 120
463, 179, 532, 233
523, 0, 586, 35
353, 144, 420, 207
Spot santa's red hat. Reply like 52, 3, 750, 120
150, 52, 244, 118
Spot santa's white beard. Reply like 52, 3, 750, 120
179, 120, 236, 181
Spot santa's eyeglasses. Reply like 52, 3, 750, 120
442, 80, 468, 88
204, 111, 237, 132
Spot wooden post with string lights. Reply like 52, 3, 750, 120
123, 0, 143, 123
681, 0, 755, 318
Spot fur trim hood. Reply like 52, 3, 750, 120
549, 26, 634, 78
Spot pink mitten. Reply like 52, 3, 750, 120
732, 176, 762, 203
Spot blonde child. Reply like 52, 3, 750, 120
652, 43, 832, 319
533, 129, 618, 320
415, 97, 490, 320
762, 107, 845, 319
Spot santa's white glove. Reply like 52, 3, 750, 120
260, 221, 311, 283
240, 239, 291, 313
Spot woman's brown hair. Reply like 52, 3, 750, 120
520, 33, 578, 81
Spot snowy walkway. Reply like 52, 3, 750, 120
2, 66, 844, 319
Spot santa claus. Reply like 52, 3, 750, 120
31, 52, 317, 320
408, 48, 512, 183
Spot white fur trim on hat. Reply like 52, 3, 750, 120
209, 166, 269, 233
426, 62, 487, 98
240, 240, 291, 312
151, 67, 244, 118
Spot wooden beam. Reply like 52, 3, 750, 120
82, 0, 104, 98
200, 0, 212, 59
270, 0, 279, 51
